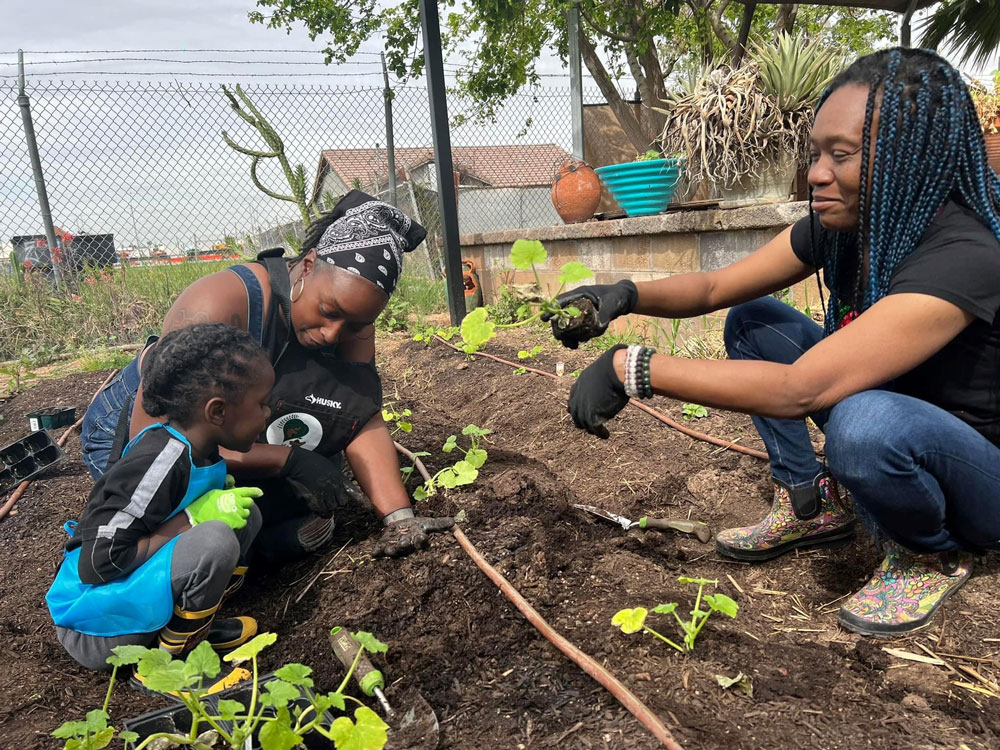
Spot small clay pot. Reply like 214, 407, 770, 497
551, 160, 601, 224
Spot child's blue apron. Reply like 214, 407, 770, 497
46, 423, 226, 637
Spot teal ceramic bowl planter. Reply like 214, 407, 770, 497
594, 158, 682, 217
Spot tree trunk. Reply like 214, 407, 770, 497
579, 32, 651, 154
775, 4, 798, 37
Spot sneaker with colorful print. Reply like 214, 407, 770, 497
838, 541, 973, 637
715, 473, 854, 561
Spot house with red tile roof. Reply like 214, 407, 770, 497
311, 144, 571, 234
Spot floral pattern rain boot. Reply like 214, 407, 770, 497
715, 473, 854, 561
838, 541, 973, 637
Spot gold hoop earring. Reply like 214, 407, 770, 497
291, 277, 305, 304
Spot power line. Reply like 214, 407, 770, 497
5, 48, 385, 56
1, 57, 385, 67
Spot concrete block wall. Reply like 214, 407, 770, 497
459, 201, 823, 345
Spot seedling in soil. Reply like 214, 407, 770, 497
681, 403, 709, 420
413, 325, 458, 346
612, 577, 738, 653
458, 240, 594, 354
513, 367, 528, 375
517, 345, 543, 360
52, 633, 389, 750
413, 424, 491, 501
381, 402, 413, 436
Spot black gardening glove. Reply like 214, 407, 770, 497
568, 345, 629, 438
541, 279, 639, 349
373, 511, 455, 558
279, 447, 353, 519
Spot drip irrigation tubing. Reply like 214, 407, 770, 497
393, 440, 432, 483
433, 335, 769, 461
451, 526, 684, 750
0, 368, 120, 522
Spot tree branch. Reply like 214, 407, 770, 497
579, 6, 639, 44
708, 0, 738, 54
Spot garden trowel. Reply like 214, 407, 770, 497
572, 504, 712, 543
329, 627, 439, 750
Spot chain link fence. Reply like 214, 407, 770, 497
1, 75, 600, 277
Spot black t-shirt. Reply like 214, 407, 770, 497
790, 201, 1000, 447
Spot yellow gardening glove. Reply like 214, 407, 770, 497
184, 487, 262, 530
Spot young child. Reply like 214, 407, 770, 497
47, 323, 275, 672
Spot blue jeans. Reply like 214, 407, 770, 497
725, 297, 1000, 553
80, 353, 142, 480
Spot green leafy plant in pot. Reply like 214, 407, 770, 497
656, 33, 842, 207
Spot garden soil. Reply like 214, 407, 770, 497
2, 331, 999, 750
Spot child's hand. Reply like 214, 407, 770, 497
184, 487, 262, 530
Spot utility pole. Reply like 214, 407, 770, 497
16, 50, 63, 287
419, 0, 466, 326
381, 52, 399, 208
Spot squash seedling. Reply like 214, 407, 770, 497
517, 345, 543, 360
458, 240, 594, 354
52, 633, 390, 750
612, 577, 738, 653
681, 403, 709, 420
413, 424, 491, 501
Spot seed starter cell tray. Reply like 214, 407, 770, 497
0, 430, 65, 494
26, 406, 76, 432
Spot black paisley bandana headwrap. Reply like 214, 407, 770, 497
314, 190, 426, 296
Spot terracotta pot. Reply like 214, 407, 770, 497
551, 160, 601, 224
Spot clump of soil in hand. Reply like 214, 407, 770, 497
556, 297, 601, 341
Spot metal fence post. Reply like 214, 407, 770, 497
15, 49, 63, 287
381, 52, 399, 208
567, 6, 585, 161
419, 0, 467, 326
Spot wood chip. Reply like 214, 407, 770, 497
752, 587, 787, 596
726, 573, 745, 596
883, 647, 945, 666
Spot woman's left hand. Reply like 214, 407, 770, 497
569, 345, 629, 438
374, 515, 455, 558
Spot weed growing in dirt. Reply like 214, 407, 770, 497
53, 632, 389, 750
612, 577, 738, 653
0, 355, 37, 396
681, 403, 709, 420
381, 402, 413, 436
412, 325, 458, 346
458, 240, 593, 354
413, 424, 490, 501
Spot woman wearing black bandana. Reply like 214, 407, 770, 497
79, 191, 453, 563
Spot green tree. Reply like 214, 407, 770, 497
249, 1, 894, 153
919, 0, 1000, 70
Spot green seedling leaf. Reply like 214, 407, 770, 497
185, 640, 221, 681
225, 632, 278, 663
678, 576, 718, 586
353, 631, 389, 654
402, 409, 412, 417
381, 409, 392, 422
705, 593, 739, 618
465, 447, 488, 469
137, 648, 173, 675
611, 607, 648, 634
510, 239, 546, 270
260, 679, 301, 708
274, 663, 314, 687
139, 661, 189, 694
442, 435, 458, 453
681, 403, 709, 420
451, 460, 479, 486
258, 707, 303, 750
652, 603, 678, 615
517, 345, 543, 360
53, 721, 89, 739
413, 485, 430, 501
118, 731, 139, 745
85, 710, 109, 734
513, 367, 527, 375
460, 307, 495, 353
715, 672, 753, 698
397, 421, 412, 433
314, 691, 347, 713
215, 699, 246, 720
557, 261, 594, 285
107, 644, 152, 668
517, 350, 530, 359
413, 451, 431, 458
437, 327, 458, 340
329, 706, 390, 750
462, 424, 491, 437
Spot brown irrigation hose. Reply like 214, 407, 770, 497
451, 526, 684, 750
393, 440, 432, 484
434, 336, 768, 461
0, 368, 120, 522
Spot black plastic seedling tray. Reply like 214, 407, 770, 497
123, 672, 337, 750
26, 406, 76, 432
0, 430, 65, 494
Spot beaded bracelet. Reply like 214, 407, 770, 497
623, 345, 643, 399
639, 347, 656, 399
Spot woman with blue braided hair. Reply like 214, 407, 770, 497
550, 48, 1000, 636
